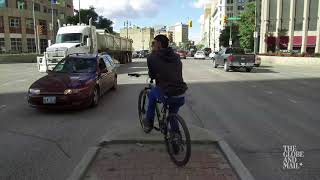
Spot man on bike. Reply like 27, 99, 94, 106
144, 35, 188, 138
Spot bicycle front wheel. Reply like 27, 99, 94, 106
138, 89, 148, 130
165, 114, 191, 167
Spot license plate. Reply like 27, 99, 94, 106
43, 96, 56, 104
241, 63, 246, 66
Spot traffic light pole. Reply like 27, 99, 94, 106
229, 22, 232, 47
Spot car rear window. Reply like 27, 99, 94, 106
226, 48, 245, 54
53, 57, 97, 73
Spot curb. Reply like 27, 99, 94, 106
66, 147, 100, 180
218, 140, 255, 180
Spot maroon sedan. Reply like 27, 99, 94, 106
28, 54, 117, 109
176, 50, 187, 59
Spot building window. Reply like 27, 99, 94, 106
294, 0, 304, 31
67, 4, 72, 8
0, 0, 8, 8
227, 0, 234, 4
238, 6, 244, 11
227, 13, 234, 17
268, 0, 277, 32
227, 6, 233, 11
9, 17, 21, 33
0, 16, 4, 33
238, 0, 245, 3
34, 3, 40, 11
40, 39, 48, 53
10, 38, 22, 53
43, 6, 47, 13
9, 17, 20, 28
26, 18, 34, 34
308, 0, 319, 31
0, 38, 5, 53
27, 38, 36, 53
281, 0, 291, 31
17, 0, 27, 10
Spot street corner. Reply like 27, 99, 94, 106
82, 143, 239, 180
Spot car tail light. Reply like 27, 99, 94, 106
228, 55, 235, 61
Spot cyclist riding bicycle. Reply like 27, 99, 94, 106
144, 35, 188, 139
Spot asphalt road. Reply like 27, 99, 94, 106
0, 59, 320, 180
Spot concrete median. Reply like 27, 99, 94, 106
259, 55, 320, 66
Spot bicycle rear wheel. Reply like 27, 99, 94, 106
138, 89, 148, 131
165, 114, 191, 167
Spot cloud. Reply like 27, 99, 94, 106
191, 0, 210, 8
198, 14, 204, 25
73, 0, 169, 19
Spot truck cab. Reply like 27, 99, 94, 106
37, 25, 97, 72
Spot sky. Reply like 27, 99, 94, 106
73, 0, 211, 43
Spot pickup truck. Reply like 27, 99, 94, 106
212, 47, 255, 72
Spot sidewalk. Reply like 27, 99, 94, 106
67, 124, 250, 180
83, 143, 238, 180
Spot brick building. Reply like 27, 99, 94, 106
0, 0, 73, 54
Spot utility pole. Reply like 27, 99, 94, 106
32, 0, 39, 54
208, 17, 211, 48
254, 0, 261, 54
229, 22, 232, 47
51, 1, 54, 42
78, 0, 81, 24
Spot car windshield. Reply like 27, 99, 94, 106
56, 33, 82, 44
197, 51, 204, 54
52, 57, 96, 73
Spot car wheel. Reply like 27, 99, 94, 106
91, 87, 99, 107
224, 61, 229, 72
111, 76, 117, 90
213, 59, 218, 68
246, 67, 253, 72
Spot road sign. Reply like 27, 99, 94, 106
228, 17, 241, 21
254, 31, 258, 38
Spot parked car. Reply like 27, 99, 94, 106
176, 50, 187, 59
212, 47, 256, 72
28, 54, 117, 109
255, 56, 261, 67
139, 50, 150, 58
132, 51, 140, 58
209, 51, 218, 59
203, 47, 212, 56
194, 51, 206, 60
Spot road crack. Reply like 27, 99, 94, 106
5, 129, 71, 159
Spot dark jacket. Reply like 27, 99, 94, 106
147, 48, 188, 96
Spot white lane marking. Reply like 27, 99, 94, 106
264, 91, 273, 95
288, 99, 298, 104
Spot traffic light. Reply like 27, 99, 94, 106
223, 16, 228, 25
188, 20, 192, 28
37, 25, 45, 35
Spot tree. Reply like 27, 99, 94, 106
239, 2, 255, 51
219, 26, 239, 48
196, 44, 205, 50
66, 7, 113, 33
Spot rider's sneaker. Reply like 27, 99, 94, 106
170, 131, 182, 155
143, 118, 153, 133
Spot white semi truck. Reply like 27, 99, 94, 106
37, 19, 132, 72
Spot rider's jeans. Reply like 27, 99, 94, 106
146, 86, 185, 132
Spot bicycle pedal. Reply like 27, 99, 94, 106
154, 126, 160, 131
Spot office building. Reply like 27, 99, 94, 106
169, 22, 189, 46
120, 26, 154, 51
259, 0, 320, 54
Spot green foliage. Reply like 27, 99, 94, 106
219, 25, 239, 48
239, 2, 256, 51
66, 7, 113, 33
196, 44, 205, 50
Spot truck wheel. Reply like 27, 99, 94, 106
213, 60, 218, 68
246, 67, 253, 72
224, 61, 229, 72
